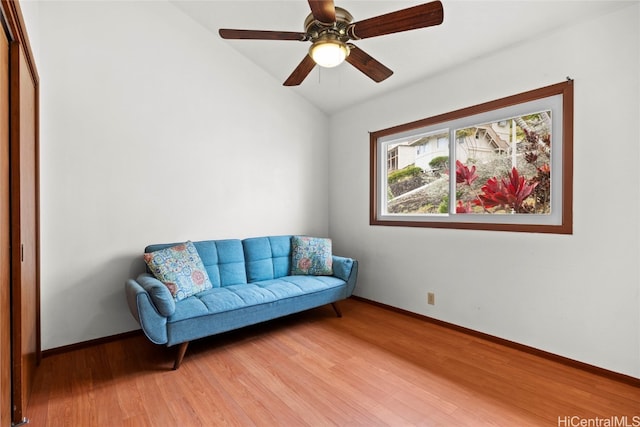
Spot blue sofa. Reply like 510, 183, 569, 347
125, 235, 358, 369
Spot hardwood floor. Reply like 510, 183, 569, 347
27, 299, 639, 426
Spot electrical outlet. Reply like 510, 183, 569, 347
427, 292, 435, 305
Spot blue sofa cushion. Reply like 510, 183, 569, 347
167, 275, 346, 322
198, 239, 248, 287
143, 241, 213, 301
290, 236, 333, 275
243, 236, 292, 282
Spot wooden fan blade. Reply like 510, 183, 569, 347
349, 1, 444, 40
308, 0, 336, 24
219, 29, 306, 41
284, 55, 317, 86
346, 46, 393, 83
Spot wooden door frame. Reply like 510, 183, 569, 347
0, 14, 11, 427
0, 0, 40, 425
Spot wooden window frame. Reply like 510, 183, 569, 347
370, 81, 573, 234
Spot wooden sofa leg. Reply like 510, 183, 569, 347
173, 342, 189, 370
331, 302, 343, 318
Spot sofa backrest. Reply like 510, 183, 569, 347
243, 235, 292, 282
145, 235, 294, 287
145, 239, 248, 288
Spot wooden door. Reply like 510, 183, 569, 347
10, 39, 39, 425
0, 1, 40, 424
0, 23, 11, 427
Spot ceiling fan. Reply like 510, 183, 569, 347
219, 0, 444, 86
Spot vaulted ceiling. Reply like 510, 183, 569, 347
171, 1, 632, 114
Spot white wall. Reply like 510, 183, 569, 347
329, 3, 640, 378
34, 1, 330, 350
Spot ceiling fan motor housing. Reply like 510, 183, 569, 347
304, 6, 353, 43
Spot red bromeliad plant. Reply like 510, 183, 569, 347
455, 160, 478, 186
454, 159, 542, 214
455, 160, 493, 212
454, 160, 487, 212
456, 200, 473, 213
475, 167, 538, 213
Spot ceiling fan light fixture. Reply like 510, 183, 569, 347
309, 38, 350, 68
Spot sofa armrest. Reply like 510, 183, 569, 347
135, 273, 176, 316
332, 256, 353, 281
332, 256, 358, 296
125, 276, 170, 345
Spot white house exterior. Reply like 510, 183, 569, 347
390, 121, 516, 173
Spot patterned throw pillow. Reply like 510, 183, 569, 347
143, 241, 213, 301
290, 236, 333, 276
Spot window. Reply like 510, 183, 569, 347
387, 146, 398, 171
370, 81, 573, 234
